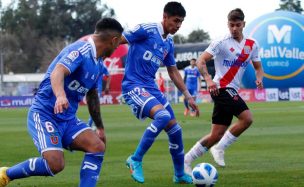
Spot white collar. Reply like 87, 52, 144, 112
157, 22, 170, 41
87, 36, 99, 64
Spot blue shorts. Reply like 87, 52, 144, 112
188, 88, 198, 97
27, 108, 91, 154
122, 85, 175, 120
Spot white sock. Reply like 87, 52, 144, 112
185, 142, 208, 164
215, 130, 238, 150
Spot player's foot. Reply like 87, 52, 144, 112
173, 173, 193, 184
210, 146, 225, 167
190, 111, 196, 117
0, 167, 10, 187
126, 155, 144, 183
184, 108, 189, 116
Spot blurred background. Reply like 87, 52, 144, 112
0, 0, 303, 107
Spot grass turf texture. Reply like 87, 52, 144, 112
0, 101, 303, 187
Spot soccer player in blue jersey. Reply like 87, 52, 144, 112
88, 65, 110, 127
120, 1, 199, 184
0, 18, 123, 187
183, 58, 201, 117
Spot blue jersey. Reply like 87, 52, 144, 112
184, 66, 200, 90
32, 37, 104, 121
122, 22, 176, 91
97, 66, 109, 94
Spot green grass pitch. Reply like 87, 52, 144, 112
0, 101, 303, 187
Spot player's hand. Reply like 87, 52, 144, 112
54, 95, 69, 114
207, 80, 219, 96
187, 97, 200, 117
255, 79, 263, 89
95, 127, 106, 145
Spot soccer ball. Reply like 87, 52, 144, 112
192, 162, 218, 187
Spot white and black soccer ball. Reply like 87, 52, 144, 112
192, 162, 218, 187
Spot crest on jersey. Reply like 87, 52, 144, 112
243, 46, 251, 54
229, 47, 235, 52
67, 51, 79, 61
141, 90, 150, 97
50, 135, 59, 145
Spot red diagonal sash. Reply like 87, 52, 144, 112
219, 39, 255, 88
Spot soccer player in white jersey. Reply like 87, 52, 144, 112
120, 1, 199, 184
184, 8, 264, 173
183, 58, 201, 117
0, 18, 123, 187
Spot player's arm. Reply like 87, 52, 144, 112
197, 51, 219, 96
51, 64, 70, 114
86, 88, 106, 143
86, 89, 104, 129
167, 66, 200, 117
252, 61, 264, 89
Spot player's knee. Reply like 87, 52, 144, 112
46, 157, 65, 174
88, 140, 105, 153
243, 117, 253, 127
154, 109, 171, 125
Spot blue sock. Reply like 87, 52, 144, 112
132, 109, 171, 162
166, 124, 184, 177
6, 157, 54, 180
184, 99, 189, 109
88, 117, 93, 127
79, 152, 104, 187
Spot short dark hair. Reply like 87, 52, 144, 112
228, 8, 245, 21
95, 17, 124, 34
164, 1, 186, 17
191, 58, 196, 61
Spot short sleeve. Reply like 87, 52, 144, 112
123, 24, 149, 44
58, 50, 83, 73
251, 42, 261, 62
205, 39, 221, 56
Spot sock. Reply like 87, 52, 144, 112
185, 142, 208, 164
6, 157, 54, 180
132, 109, 171, 162
215, 130, 238, 150
166, 124, 185, 177
79, 152, 104, 187
87, 117, 93, 127
183, 99, 189, 109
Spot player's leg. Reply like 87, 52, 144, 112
123, 87, 171, 183
64, 118, 104, 187
0, 110, 64, 187
211, 88, 250, 166
185, 89, 233, 170
212, 95, 253, 164
160, 103, 191, 183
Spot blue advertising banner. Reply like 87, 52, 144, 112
243, 11, 304, 88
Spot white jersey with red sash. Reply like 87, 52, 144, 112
205, 34, 260, 91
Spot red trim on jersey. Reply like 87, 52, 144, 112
219, 39, 255, 88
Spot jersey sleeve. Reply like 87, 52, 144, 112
251, 42, 261, 62
123, 24, 149, 44
58, 50, 83, 73
205, 39, 221, 56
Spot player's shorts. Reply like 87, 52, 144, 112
122, 85, 175, 120
188, 88, 198, 97
27, 107, 91, 154
211, 87, 249, 126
